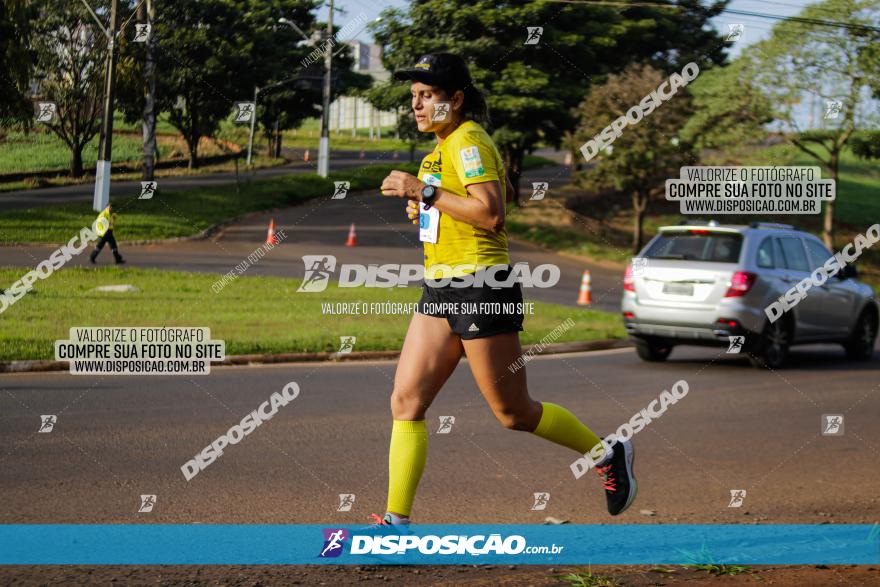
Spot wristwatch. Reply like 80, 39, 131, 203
421, 184, 438, 209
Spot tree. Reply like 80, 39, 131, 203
116, 0, 369, 168
746, 0, 879, 247
572, 64, 696, 252
850, 131, 880, 160
370, 0, 728, 200
680, 56, 774, 162
0, 0, 36, 129
29, 0, 108, 177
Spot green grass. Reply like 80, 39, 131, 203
0, 130, 151, 175
682, 563, 753, 576
506, 219, 632, 265
0, 163, 419, 244
0, 155, 284, 193
0, 267, 625, 361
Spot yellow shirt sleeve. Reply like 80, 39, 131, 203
449, 129, 501, 188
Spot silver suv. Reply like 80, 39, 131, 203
621, 222, 878, 368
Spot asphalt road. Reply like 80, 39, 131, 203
0, 151, 423, 211
1, 344, 878, 525
0, 163, 624, 311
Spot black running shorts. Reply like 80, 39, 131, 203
416, 266, 525, 340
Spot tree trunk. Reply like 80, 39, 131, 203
632, 190, 647, 253
823, 153, 839, 248
187, 133, 200, 169
70, 145, 84, 177
274, 121, 282, 158
503, 147, 524, 206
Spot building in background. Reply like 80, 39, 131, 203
328, 42, 397, 138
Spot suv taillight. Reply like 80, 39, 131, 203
624, 264, 635, 292
724, 271, 756, 297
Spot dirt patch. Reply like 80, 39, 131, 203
1, 564, 879, 586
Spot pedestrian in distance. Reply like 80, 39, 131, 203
89, 204, 126, 265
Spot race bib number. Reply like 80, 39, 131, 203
460, 146, 484, 178
419, 202, 439, 244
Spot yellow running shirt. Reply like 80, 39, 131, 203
418, 120, 510, 279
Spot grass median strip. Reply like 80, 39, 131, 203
0, 267, 625, 361
0, 163, 418, 245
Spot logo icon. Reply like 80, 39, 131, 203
728, 489, 746, 508
298, 255, 336, 292
337, 493, 356, 512
726, 23, 744, 42
338, 336, 356, 354
319, 528, 348, 558
821, 414, 844, 435
332, 181, 349, 200
38, 415, 57, 433
631, 257, 648, 276
530, 182, 548, 201
234, 102, 255, 123
35, 102, 57, 123
138, 494, 157, 513
432, 102, 451, 122
531, 492, 550, 511
467, 323, 480, 332
824, 100, 842, 120
727, 336, 745, 354
437, 416, 455, 434
525, 27, 543, 45
139, 181, 157, 200
133, 23, 151, 42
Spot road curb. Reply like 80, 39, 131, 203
0, 338, 632, 374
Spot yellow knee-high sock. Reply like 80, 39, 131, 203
386, 419, 427, 517
531, 402, 606, 461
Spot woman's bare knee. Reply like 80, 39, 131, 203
390, 387, 429, 420
493, 400, 541, 431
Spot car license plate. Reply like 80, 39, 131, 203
663, 283, 694, 296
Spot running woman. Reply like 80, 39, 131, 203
373, 53, 636, 527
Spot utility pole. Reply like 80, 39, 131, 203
317, 0, 333, 177
93, 0, 120, 212
246, 85, 259, 167
139, 0, 157, 181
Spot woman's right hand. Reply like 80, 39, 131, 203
406, 200, 419, 225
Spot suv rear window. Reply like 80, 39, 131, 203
645, 231, 743, 262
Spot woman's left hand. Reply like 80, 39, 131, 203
381, 170, 423, 200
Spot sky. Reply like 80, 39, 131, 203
316, 0, 809, 58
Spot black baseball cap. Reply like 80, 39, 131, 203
393, 53, 472, 89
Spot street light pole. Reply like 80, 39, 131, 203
317, 0, 333, 178
246, 85, 259, 167
93, 0, 120, 212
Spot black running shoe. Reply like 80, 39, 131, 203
595, 438, 637, 516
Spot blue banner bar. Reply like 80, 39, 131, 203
1, 524, 878, 565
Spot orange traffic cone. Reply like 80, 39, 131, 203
576, 270, 592, 305
345, 223, 357, 247
303, 149, 310, 162
266, 218, 278, 245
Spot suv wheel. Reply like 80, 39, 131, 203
634, 339, 673, 362
748, 319, 790, 369
843, 308, 878, 360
